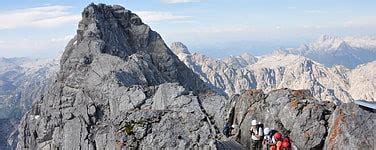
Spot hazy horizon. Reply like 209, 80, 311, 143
1, 0, 376, 58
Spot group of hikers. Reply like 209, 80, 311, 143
223, 119, 291, 150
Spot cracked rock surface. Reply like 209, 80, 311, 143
16, 4, 226, 150
226, 89, 375, 149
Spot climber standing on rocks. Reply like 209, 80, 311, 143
249, 119, 263, 150
223, 122, 233, 137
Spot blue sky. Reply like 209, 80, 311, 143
1, 0, 376, 58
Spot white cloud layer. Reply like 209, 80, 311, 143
0, 5, 80, 29
162, 0, 204, 4
0, 36, 70, 58
135, 11, 190, 22
303, 10, 328, 14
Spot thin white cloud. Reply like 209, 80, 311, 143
303, 10, 328, 14
135, 11, 190, 22
0, 5, 80, 29
162, 0, 204, 4
0, 37, 70, 58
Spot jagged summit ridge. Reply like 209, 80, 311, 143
171, 42, 375, 102
16, 4, 227, 149
60, 3, 208, 92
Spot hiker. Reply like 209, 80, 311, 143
262, 127, 272, 150
223, 122, 233, 137
249, 119, 263, 150
270, 132, 282, 150
230, 123, 240, 140
281, 136, 290, 150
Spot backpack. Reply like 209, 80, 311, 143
257, 123, 264, 132
257, 123, 264, 138
268, 129, 278, 137
223, 123, 231, 137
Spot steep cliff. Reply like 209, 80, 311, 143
17, 4, 226, 149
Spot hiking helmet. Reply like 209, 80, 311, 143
274, 132, 282, 139
251, 120, 257, 126
264, 127, 270, 135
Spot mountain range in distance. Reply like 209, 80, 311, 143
171, 39, 375, 103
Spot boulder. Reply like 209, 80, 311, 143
324, 103, 376, 149
228, 89, 335, 149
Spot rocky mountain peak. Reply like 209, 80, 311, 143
16, 4, 226, 149
336, 41, 352, 51
223, 52, 258, 68
170, 42, 191, 55
59, 4, 208, 92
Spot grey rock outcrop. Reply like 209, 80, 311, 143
324, 103, 376, 149
225, 88, 375, 149
227, 89, 334, 149
16, 4, 226, 150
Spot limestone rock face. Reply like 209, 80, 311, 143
226, 89, 375, 149
324, 103, 376, 150
171, 42, 375, 103
16, 4, 225, 150
227, 89, 334, 149
349, 61, 376, 101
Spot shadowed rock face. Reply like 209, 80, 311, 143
16, 3, 227, 150
226, 89, 375, 149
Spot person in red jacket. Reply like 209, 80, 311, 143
269, 132, 282, 150
281, 137, 290, 150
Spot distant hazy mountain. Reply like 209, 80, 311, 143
278, 35, 376, 68
171, 42, 375, 103
0, 57, 58, 149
